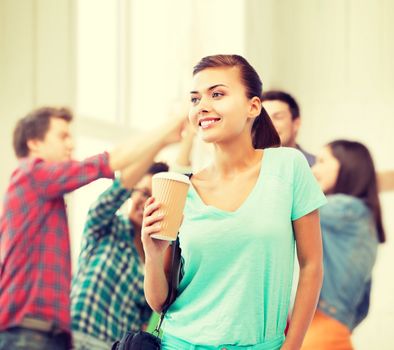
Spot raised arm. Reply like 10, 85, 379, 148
170, 122, 195, 174
31, 152, 114, 198
84, 179, 131, 239
113, 114, 186, 189
282, 209, 323, 350
31, 116, 186, 198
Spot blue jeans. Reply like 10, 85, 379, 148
0, 327, 70, 350
72, 331, 111, 350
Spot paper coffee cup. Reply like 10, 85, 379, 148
151, 172, 190, 241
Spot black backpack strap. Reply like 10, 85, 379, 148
153, 237, 180, 335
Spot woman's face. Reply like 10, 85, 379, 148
188, 66, 260, 144
312, 146, 341, 194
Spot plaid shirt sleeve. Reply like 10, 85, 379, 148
83, 178, 132, 241
30, 152, 114, 198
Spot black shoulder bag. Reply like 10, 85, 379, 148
111, 237, 182, 350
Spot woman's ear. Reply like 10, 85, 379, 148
248, 96, 262, 120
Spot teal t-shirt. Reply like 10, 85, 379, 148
164, 147, 327, 346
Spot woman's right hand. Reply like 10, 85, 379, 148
141, 197, 172, 261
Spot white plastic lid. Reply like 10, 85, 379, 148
152, 171, 190, 184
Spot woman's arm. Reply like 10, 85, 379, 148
281, 209, 323, 350
141, 197, 174, 312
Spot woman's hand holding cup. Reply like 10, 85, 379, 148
141, 197, 171, 260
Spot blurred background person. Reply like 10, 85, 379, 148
262, 90, 394, 192
301, 140, 386, 350
262, 90, 315, 166
0, 107, 184, 350
71, 162, 169, 350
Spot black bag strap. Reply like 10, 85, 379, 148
153, 237, 180, 335
163, 237, 181, 314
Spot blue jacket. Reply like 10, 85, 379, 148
318, 194, 379, 331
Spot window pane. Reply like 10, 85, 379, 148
128, 0, 192, 130
76, 0, 118, 122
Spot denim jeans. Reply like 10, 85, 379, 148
0, 327, 70, 350
72, 331, 111, 350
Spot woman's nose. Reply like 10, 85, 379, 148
197, 95, 211, 114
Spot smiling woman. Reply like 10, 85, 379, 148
142, 54, 327, 350
189, 57, 280, 150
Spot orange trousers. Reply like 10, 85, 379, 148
301, 310, 353, 350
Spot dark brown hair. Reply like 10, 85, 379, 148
192, 54, 280, 149
329, 140, 385, 243
261, 90, 300, 120
147, 162, 169, 175
13, 107, 73, 158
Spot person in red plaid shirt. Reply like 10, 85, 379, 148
0, 107, 185, 350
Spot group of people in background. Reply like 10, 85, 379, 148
0, 106, 185, 349
0, 54, 391, 350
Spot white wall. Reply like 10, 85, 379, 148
1, 0, 35, 194
0, 0, 74, 193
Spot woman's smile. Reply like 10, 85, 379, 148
198, 117, 222, 129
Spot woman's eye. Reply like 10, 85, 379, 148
212, 92, 223, 98
190, 97, 200, 104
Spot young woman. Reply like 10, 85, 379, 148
142, 55, 327, 350
301, 140, 386, 350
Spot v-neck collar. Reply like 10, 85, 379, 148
189, 148, 271, 215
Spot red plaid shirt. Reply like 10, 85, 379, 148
0, 153, 113, 333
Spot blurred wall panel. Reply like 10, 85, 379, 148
76, 0, 118, 122
244, 0, 277, 88
0, 0, 35, 196
36, 0, 74, 107
0, 0, 75, 197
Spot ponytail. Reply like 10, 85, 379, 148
252, 106, 281, 149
